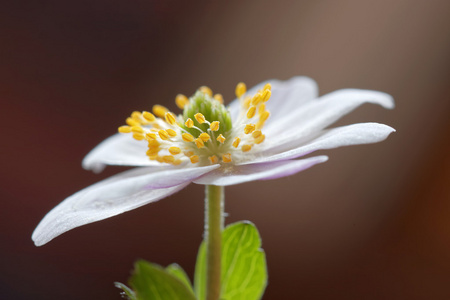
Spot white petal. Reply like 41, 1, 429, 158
265, 88, 394, 136
227, 76, 318, 127
247, 123, 395, 164
194, 156, 328, 186
82, 133, 160, 173
32, 165, 218, 246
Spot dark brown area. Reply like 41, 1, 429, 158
1, 0, 450, 299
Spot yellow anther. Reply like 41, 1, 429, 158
263, 83, 272, 91
163, 155, 175, 164
243, 96, 252, 109
235, 82, 246, 98
256, 120, 265, 130
244, 124, 256, 134
132, 133, 145, 141
190, 155, 199, 164
165, 112, 177, 125
260, 111, 270, 122
156, 156, 164, 163
185, 118, 194, 128
158, 130, 170, 140
148, 155, 158, 161
146, 148, 160, 156
168, 147, 181, 155
118, 126, 131, 133
131, 111, 142, 120
184, 151, 194, 157
247, 106, 256, 119
148, 139, 160, 147
251, 93, 263, 106
194, 113, 206, 124
126, 117, 140, 127
255, 134, 265, 144
242, 144, 252, 152
194, 138, 205, 149
210, 121, 220, 131
152, 105, 168, 118
166, 129, 177, 137
143, 111, 156, 122
199, 132, 210, 142
175, 94, 189, 109
131, 126, 144, 133
222, 153, 232, 163
182, 133, 194, 142
216, 134, 226, 144
199, 86, 213, 97
261, 89, 271, 102
252, 130, 262, 138
232, 137, 241, 148
213, 94, 224, 104
208, 155, 219, 164
258, 103, 266, 115
173, 159, 183, 166
145, 132, 157, 140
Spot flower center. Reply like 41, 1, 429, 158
117, 82, 272, 166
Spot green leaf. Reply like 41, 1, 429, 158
194, 221, 268, 300
115, 282, 137, 300
130, 260, 197, 300
166, 263, 194, 294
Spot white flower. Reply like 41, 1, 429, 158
32, 77, 395, 246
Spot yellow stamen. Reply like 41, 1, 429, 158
255, 134, 265, 144
145, 132, 157, 140
208, 155, 219, 164
256, 120, 265, 130
216, 134, 225, 144
131, 111, 142, 121
199, 86, 213, 97
213, 94, 224, 104
194, 113, 206, 124
184, 151, 194, 157
243, 96, 252, 109
165, 112, 177, 125
152, 105, 168, 118
258, 103, 266, 115
242, 144, 252, 152
156, 156, 164, 163
132, 133, 145, 141
131, 126, 144, 133
263, 83, 272, 91
118, 126, 131, 133
194, 138, 205, 148
162, 155, 175, 164
173, 159, 182, 166
182, 133, 194, 142
190, 155, 199, 164
261, 89, 271, 102
143, 111, 156, 122
148, 155, 158, 160
199, 133, 210, 142
232, 137, 241, 148
158, 130, 170, 140
166, 129, 177, 137
175, 94, 189, 109
251, 93, 263, 106
260, 111, 270, 122
247, 106, 256, 119
210, 121, 220, 131
235, 82, 246, 98
185, 118, 194, 128
148, 139, 160, 147
244, 124, 256, 134
168, 147, 181, 155
222, 153, 232, 163
146, 148, 159, 156
126, 117, 140, 127
252, 130, 262, 138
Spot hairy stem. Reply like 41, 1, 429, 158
205, 185, 224, 300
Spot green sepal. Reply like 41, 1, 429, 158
115, 282, 137, 300
194, 221, 268, 300
166, 263, 194, 294
129, 260, 197, 300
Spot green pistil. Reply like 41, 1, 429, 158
182, 91, 232, 144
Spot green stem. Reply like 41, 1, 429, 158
205, 185, 224, 300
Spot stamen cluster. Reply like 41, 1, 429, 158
117, 82, 272, 166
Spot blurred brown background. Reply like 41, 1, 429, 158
1, 0, 450, 299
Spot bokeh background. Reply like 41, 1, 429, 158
1, 0, 450, 299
